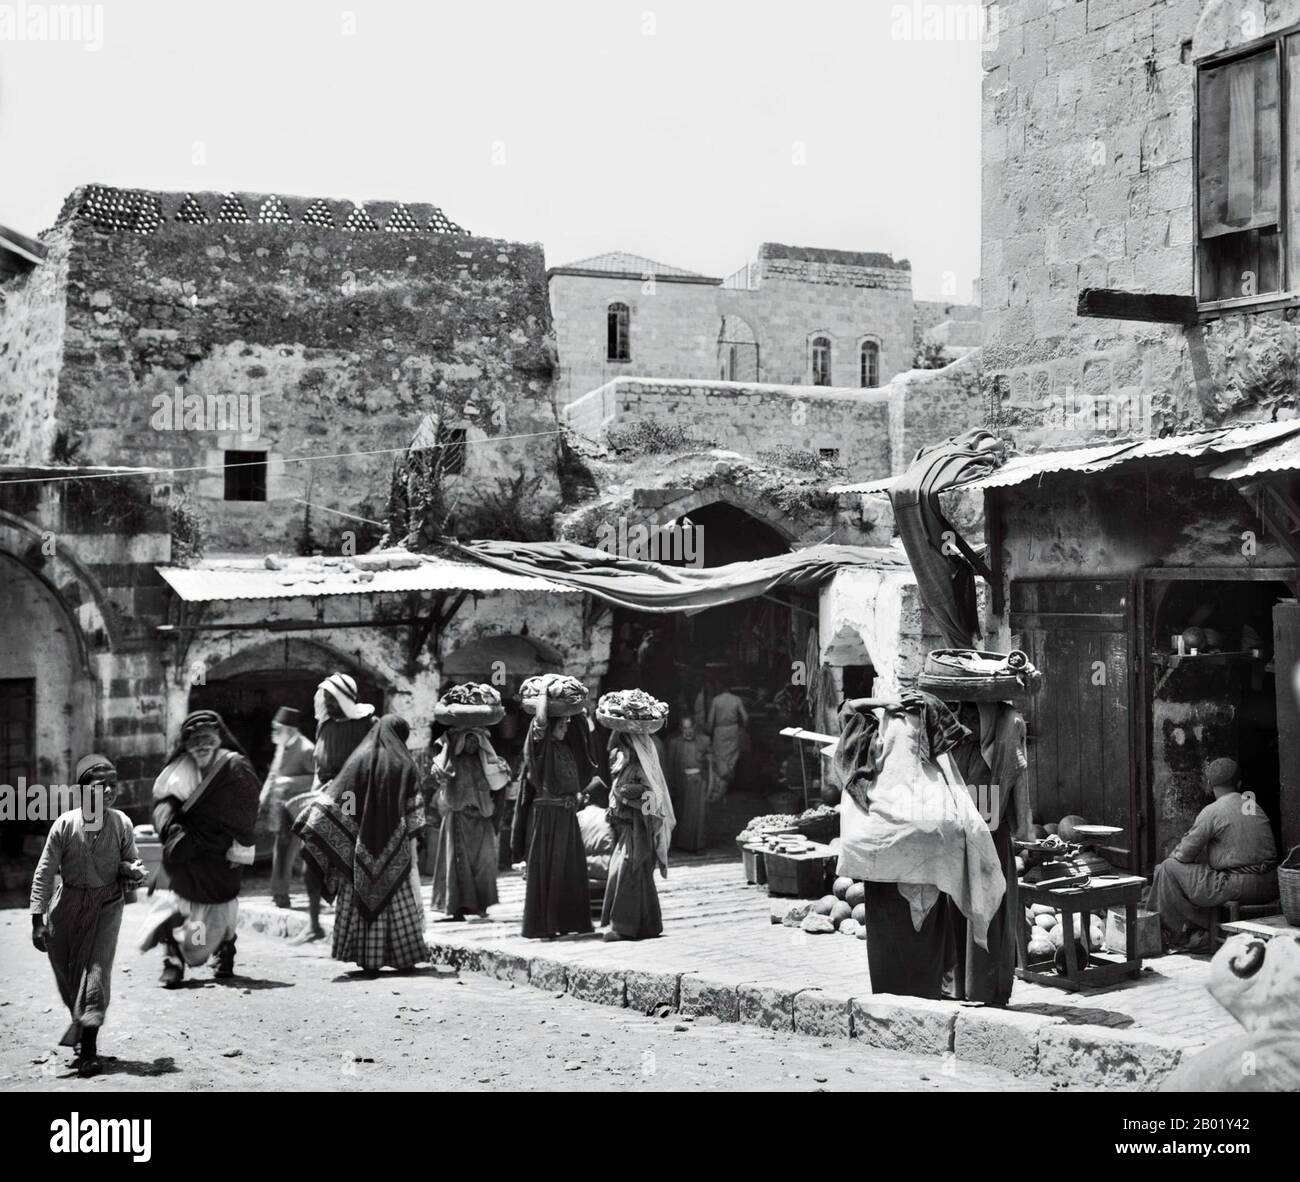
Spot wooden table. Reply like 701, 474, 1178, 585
1220, 914, 1300, 941
1016, 874, 1147, 992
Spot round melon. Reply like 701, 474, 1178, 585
838, 917, 861, 936
1047, 926, 1065, 949
1027, 937, 1054, 959
1057, 815, 1090, 842
1035, 913, 1057, 931
833, 876, 854, 900
813, 894, 837, 916
851, 902, 865, 925
1030, 903, 1056, 916
829, 900, 852, 924
845, 881, 866, 907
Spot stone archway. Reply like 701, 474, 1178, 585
0, 551, 96, 855
640, 487, 801, 551
187, 636, 389, 774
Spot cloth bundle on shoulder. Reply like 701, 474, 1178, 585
833, 691, 1005, 949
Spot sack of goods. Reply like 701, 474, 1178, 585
917, 647, 1044, 702
434, 682, 505, 728
520, 673, 590, 716
597, 688, 669, 734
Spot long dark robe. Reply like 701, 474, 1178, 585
154, 749, 260, 906
512, 718, 600, 938
296, 715, 427, 969
601, 778, 663, 939
864, 880, 952, 999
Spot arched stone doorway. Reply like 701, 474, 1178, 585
602, 499, 817, 813
718, 315, 760, 381
0, 551, 95, 856
187, 638, 386, 777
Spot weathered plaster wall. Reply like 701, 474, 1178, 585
0, 228, 70, 464
982, 0, 1300, 449
550, 245, 914, 404
48, 187, 560, 554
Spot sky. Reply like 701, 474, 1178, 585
0, 0, 983, 301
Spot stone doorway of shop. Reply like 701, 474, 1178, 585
187, 646, 384, 863
601, 502, 822, 849
1140, 572, 1292, 869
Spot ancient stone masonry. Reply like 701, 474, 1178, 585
981, 0, 1300, 451
5, 184, 559, 554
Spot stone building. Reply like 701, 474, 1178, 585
0, 184, 600, 827
977, 0, 1300, 867
548, 243, 918, 404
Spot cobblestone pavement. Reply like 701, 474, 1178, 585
0, 911, 1049, 1092
243, 853, 1233, 1048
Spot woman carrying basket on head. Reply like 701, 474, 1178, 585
512, 674, 602, 939
597, 690, 675, 942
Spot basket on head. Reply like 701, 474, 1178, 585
1280, 846, 1300, 925
596, 711, 664, 735
521, 696, 588, 717
433, 703, 505, 728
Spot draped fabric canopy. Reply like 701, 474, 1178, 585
449, 540, 908, 614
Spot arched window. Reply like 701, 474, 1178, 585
811, 335, 832, 386
860, 340, 880, 388
607, 302, 631, 362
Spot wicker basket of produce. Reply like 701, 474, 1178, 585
596, 689, 668, 734
434, 683, 505, 728
917, 648, 1043, 703
519, 674, 590, 717
1280, 846, 1300, 925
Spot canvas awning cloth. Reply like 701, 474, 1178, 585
448, 540, 909, 614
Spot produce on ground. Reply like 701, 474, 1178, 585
833, 876, 854, 900
829, 900, 852, 924
845, 881, 866, 907
813, 895, 836, 916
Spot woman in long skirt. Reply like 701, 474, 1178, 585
512, 687, 600, 939
296, 715, 428, 972
430, 727, 510, 919
30, 755, 145, 1077
601, 730, 675, 941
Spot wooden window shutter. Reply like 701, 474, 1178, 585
1199, 50, 1281, 239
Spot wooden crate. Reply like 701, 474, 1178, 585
765, 844, 836, 898
742, 844, 768, 885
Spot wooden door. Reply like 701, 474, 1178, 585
1009, 578, 1137, 868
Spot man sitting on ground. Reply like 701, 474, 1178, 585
1147, 758, 1279, 952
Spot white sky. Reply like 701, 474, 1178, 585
0, 0, 982, 301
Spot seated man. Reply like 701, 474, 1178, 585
1148, 758, 1279, 951
576, 783, 615, 909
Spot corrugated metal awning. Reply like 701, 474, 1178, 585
157, 552, 577, 602
833, 420, 1300, 496
1209, 429, 1300, 481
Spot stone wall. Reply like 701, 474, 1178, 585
3, 186, 562, 554
0, 230, 70, 464
566, 352, 985, 483
980, 0, 1300, 449
564, 377, 893, 480
549, 243, 915, 404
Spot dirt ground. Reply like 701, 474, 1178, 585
0, 909, 1048, 1092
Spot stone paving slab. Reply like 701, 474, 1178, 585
237, 858, 1232, 1089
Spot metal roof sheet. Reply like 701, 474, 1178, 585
156, 552, 577, 602
832, 421, 1300, 495
549, 250, 716, 280
1209, 429, 1300, 481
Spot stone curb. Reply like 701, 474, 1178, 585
239, 901, 1189, 1089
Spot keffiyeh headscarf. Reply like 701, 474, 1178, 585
315, 672, 377, 724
